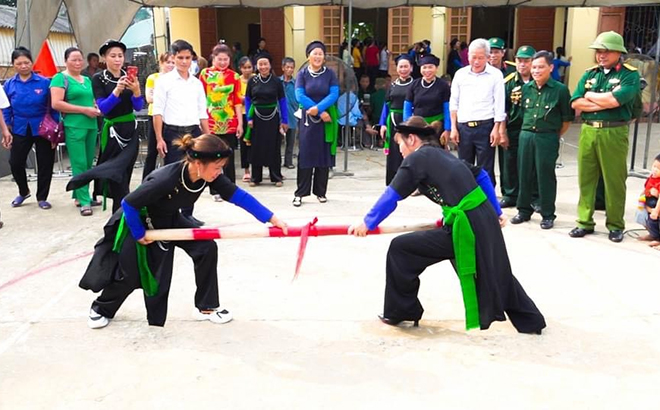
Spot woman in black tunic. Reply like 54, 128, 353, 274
92, 40, 143, 212
403, 54, 451, 147
244, 52, 287, 186
81, 133, 288, 329
350, 117, 545, 334
379, 54, 414, 185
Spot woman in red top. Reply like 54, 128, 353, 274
199, 44, 244, 187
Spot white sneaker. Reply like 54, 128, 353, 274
88, 308, 110, 329
193, 308, 233, 324
213, 194, 223, 202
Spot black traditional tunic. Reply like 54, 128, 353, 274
91, 69, 140, 211
245, 74, 285, 182
404, 77, 451, 120
386, 145, 546, 333
382, 77, 413, 185
79, 162, 250, 326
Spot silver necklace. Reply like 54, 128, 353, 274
180, 164, 206, 193
395, 77, 412, 86
421, 78, 436, 89
308, 66, 326, 78
100, 69, 126, 85
257, 73, 272, 84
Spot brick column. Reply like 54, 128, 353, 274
199, 7, 218, 59
260, 8, 286, 75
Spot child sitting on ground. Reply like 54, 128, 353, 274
639, 153, 660, 248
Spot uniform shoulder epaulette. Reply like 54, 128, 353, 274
623, 63, 638, 71
586, 65, 598, 71
505, 61, 515, 66
504, 72, 517, 83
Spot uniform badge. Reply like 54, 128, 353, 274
608, 78, 620, 84
585, 78, 597, 90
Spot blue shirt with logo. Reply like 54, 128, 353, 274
2, 73, 57, 137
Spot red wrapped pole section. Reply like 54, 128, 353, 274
144, 219, 443, 242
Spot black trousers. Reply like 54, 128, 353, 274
283, 128, 296, 167
216, 133, 237, 183
162, 124, 201, 165
9, 129, 55, 201
142, 116, 158, 181
295, 167, 329, 198
457, 120, 496, 186
92, 219, 220, 326
163, 124, 201, 217
385, 228, 545, 333
385, 136, 404, 186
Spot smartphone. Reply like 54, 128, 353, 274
126, 66, 138, 81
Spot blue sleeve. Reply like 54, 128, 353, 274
364, 186, 402, 230
121, 199, 146, 240
229, 187, 274, 223
316, 85, 339, 113
559, 60, 571, 67
278, 97, 288, 124
476, 169, 502, 216
131, 95, 144, 111
3, 81, 13, 126
403, 100, 413, 121
443, 102, 451, 131
245, 95, 252, 120
295, 87, 316, 110
452, 58, 462, 69
379, 103, 389, 126
96, 94, 120, 115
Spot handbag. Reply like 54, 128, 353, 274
38, 74, 68, 145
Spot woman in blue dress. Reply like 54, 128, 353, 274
293, 41, 339, 207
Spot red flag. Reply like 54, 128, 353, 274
33, 40, 58, 78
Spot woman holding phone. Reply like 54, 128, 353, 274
89, 39, 143, 212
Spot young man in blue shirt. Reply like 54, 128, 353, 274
280, 57, 298, 169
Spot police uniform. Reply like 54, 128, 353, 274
569, 31, 641, 242
514, 77, 574, 228
499, 46, 535, 207
489, 37, 516, 77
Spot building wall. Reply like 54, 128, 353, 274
566, 7, 600, 92
153, 7, 169, 57
553, 7, 566, 52
216, 7, 261, 56
169, 8, 201, 54
260, 9, 286, 74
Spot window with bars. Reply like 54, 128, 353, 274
321, 6, 343, 57
447, 7, 472, 44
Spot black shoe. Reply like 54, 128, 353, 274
540, 219, 554, 230
499, 198, 516, 208
377, 314, 419, 327
186, 215, 205, 227
285, 164, 295, 169
608, 230, 624, 243
568, 227, 594, 238
511, 214, 531, 224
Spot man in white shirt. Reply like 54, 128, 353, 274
0, 86, 11, 229
449, 38, 507, 185
153, 39, 209, 165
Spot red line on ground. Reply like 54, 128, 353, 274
0, 251, 93, 293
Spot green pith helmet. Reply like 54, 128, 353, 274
589, 31, 627, 53
515, 45, 536, 59
489, 37, 506, 50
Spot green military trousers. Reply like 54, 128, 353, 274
498, 128, 520, 202
576, 124, 628, 231
517, 130, 559, 220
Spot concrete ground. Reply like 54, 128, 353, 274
0, 123, 659, 409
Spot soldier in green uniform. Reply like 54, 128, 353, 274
569, 31, 640, 243
499, 45, 536, 208
489, 37, 516, 77
511, 51, 574, 229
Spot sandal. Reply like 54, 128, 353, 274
80, 206, 93, 216
76, 199, 102, 207
38, 201, 52, 210
317, 196, 327, 203
11, 193, 31, 207
292, 196, 302, 207
275, 181, 283, 187
242, 174, 251, 182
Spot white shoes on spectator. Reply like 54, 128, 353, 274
193, 307, 233, 324
88, 308, 110, 329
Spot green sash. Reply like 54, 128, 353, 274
244, 103, 278, 142
101, 112, 136, 152
423, 113, 444, 125
441, 186, 487, 330
101, 112, 137, 211
384, 105, 403, 152
113, 209, 159, 297
325, 105, 340, 156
